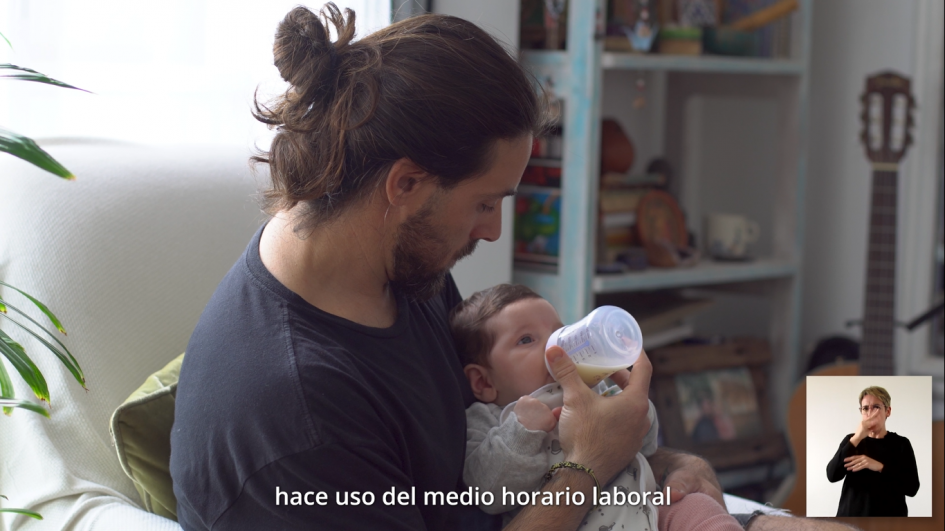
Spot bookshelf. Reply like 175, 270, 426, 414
513, 0, 812, 436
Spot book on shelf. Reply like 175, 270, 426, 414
531, 126, 563, 159
514, 185, 561, 267
597, 290, 715, 336
642, 322, 694, 350
599, 189, 646, 214
522, 165, 561, 187
601, 211, 636, 229
598, 189, 645, 265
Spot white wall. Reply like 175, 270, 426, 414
0, 0, 391, 147
435, 0, 521, 297
432, 0, 519, 49
806, 376, 933, 517
801, 0, 919, 352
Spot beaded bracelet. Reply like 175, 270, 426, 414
544, 461, 601, 497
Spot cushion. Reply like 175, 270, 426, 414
110, 353, 185, 521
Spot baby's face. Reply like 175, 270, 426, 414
482, 297, 563, 406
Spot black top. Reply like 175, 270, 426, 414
170, 225, 481, 530
826, 431, 920, 516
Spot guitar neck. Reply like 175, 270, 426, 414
860, 168, 898, 376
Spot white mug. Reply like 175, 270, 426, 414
705, 213, 760, 259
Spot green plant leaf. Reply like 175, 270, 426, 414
0, 310, 85, 388
0, 295, 80, 371
0, 329, 49, 404
0, 31, 10, 50
0, 359, 14, 415
0, 508, 43, 520
0, 64, 88, 92
0, 299, 85, 380
0, 282, 68, 334
0, 398, 49, 417
0, 128, 75, 180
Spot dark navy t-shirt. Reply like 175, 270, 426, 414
170, 224, 481, 530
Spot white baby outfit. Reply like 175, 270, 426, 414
464, 382, 661, 530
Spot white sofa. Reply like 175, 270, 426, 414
0, 140, 784, 530
0, 140, 264, 530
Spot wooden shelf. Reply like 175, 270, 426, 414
601, 53, 804, 75
513, 258, 797, 300
593, 258, 798, 292
521, 50, 804, 76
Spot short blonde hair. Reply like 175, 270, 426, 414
859, 386, 891, 409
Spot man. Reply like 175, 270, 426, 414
170, 5, 854, 531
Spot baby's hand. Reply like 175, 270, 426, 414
513, 396, 557, 432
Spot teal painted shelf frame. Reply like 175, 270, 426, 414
514, 0, 812, 432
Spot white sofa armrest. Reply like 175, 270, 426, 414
0, 140, 266, 530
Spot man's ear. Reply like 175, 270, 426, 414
886, 406, 892, 419
385, 157, 432, 208
464, 364, 497, 404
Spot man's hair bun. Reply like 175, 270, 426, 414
273, 4, 354, 110
253, 3, 548, 233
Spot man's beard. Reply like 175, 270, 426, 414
390, 202, 478, 302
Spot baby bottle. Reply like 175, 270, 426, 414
544, 306, 643, 386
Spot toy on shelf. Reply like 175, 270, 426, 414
606, 0, 660, 53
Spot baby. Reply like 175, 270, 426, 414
450, 284, 742, 531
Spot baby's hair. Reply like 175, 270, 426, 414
859, 386, 891, 409
449, 284, 543, 367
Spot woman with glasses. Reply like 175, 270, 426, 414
826, 386, 920, 516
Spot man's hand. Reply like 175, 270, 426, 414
514, 396, 557, 432
546, 346, 652, 486
648, 447, 725, 509
843, 454, 883, 473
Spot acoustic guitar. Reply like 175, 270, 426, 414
781, 72, 943, 529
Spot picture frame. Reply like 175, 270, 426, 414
649, 337, 789, 470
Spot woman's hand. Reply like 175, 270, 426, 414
843, 454, 883, 473
546, 346, 653, 486
514, 395, 557, 432
851, 407, 881, 446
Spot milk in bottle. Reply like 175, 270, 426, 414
544, 306, 643, 386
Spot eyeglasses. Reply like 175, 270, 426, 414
859, 404, 886, 414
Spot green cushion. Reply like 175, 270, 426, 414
109, 353, 184, 521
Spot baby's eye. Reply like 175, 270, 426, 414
517, 335, 534, 345
478, 203, 496, 213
